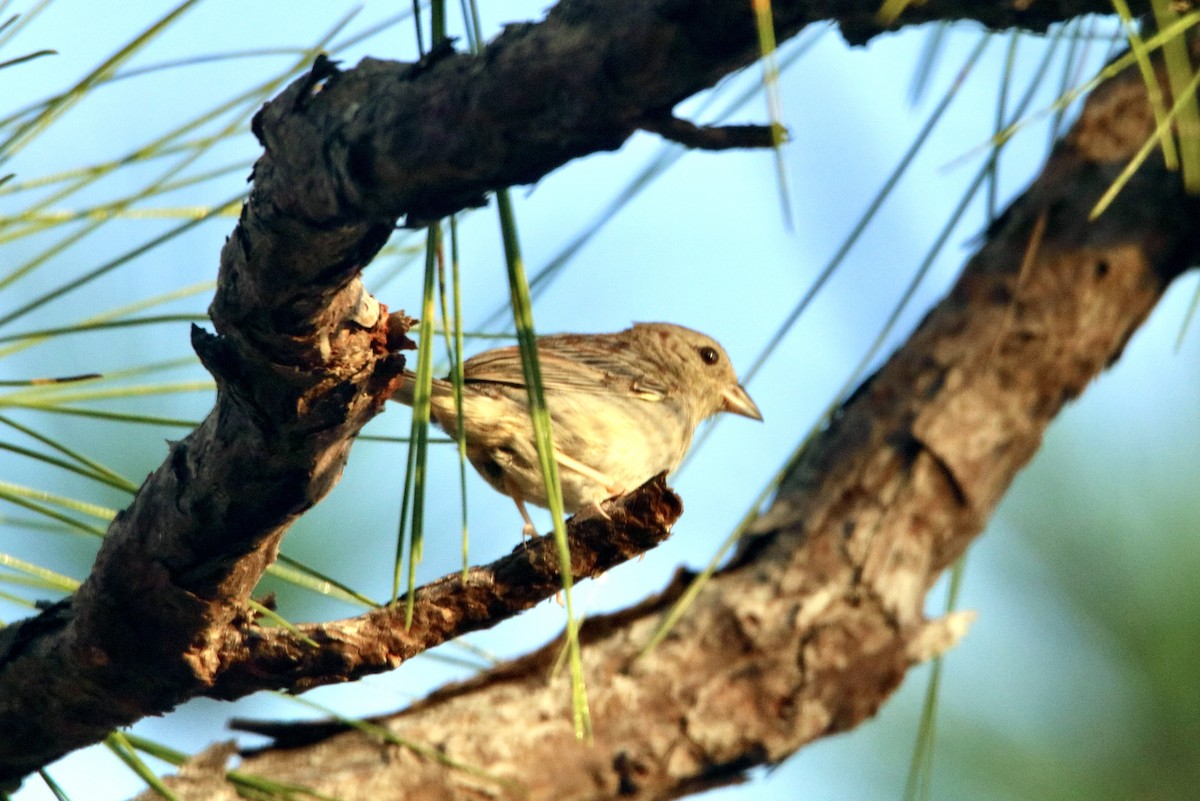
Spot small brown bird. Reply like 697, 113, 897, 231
392, 322, 762, 537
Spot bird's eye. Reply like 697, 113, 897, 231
698, 346, 719, 366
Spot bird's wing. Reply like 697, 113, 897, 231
462, 342, 669, 400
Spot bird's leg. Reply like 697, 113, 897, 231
503, 475, 538, 542
503, 476, 564, 605
514, 497, 537, 542
554, 450, 624, 500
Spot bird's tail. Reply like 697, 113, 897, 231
390, 370, 451, 407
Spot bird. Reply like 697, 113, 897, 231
391, 322, 762, 538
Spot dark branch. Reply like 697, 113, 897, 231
640, 115, 784, 150
247, 0, 1123, 226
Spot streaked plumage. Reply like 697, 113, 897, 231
392, 322, 762, 536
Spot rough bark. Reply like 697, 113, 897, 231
0, 0, 1181, 793
147, 42, 1200, 800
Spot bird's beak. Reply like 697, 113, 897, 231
721, 384, 763, 421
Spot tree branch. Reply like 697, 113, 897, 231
639, 115, 783, 150
206, 478, 681, 700
151, 28, 1200, 801
0, 0, 1159, 788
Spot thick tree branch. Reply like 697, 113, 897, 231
250, 0, 1123, 227
0, 0, 1161, 788
152, 34, 1199, 801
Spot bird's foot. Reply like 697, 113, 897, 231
574, 499, 613, 523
